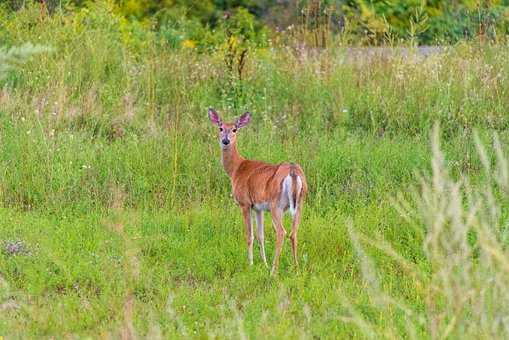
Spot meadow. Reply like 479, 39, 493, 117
2, 4, 509, 339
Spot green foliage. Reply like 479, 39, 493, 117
337, 0, 509, 44
0, 43, 52, 80
4, 0, 509, 46
2, 3, 509, 339
156, 6, 268, 50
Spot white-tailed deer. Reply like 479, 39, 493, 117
208, 108, 308, 275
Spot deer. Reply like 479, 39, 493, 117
208, 108, 308, 275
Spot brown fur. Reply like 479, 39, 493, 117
210, 113, 308, 274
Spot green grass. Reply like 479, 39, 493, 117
2, 4, 509, 339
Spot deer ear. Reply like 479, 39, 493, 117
236, 112, 251, 128
208, 108, 221, 126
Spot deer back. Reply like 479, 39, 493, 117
231, 160, 307, 207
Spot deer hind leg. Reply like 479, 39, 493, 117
270, 206, 286, 276
241, 206, 254, 265
285, 172, 303, 267
289, 204, 302, 267
255, 210, 268, 267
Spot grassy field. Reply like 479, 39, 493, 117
2, 5, 509, 339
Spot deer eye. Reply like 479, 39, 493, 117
232, 128, 237, 133
219, 127, 223, 132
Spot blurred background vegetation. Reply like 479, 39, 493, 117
2, 0, 509, 48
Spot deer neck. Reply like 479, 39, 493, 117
221, 143, 244, 178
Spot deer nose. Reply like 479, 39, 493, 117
222, 139, 230, 145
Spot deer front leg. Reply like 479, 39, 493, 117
270, 207, 286, 276
241, 206, 254, 265
255, 210, 268, 267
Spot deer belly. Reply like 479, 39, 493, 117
253, 201, 270, 211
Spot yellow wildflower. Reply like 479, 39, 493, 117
181, 39, 196, 49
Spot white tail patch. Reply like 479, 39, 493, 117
282, 174, 302, 217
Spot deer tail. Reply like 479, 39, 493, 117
288, 164, 302, 217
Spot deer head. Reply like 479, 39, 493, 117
208, 108, 251, 150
